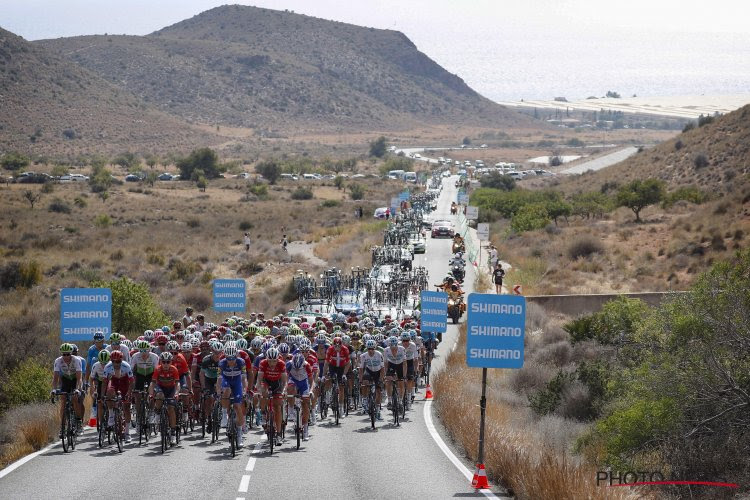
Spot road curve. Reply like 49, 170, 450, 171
0, 177, 508, 500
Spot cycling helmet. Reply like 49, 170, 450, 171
413, 310, 421, 319
300, 322, 310, 331
316, 332, 327, 343
236, 338, 248, 350
342, 335, 351, 345
60, 343, 73, 353
266, 347, 279, 360
190, 337, 200, 348
70, 344, 79, 354
109, 332, 121, 344
401, 332, 410, 341
199, 340, 210, 350
250, 337, 262, 350
224, 345, 238, 358
365, 340, 377, 349
136, 340, 150, 351
98, 350, 111, 363
292, 353, 305, 370
167, 340, 180, 352
110, 350, 124, 362
172, 321, 182, 330
144, 330, 154, 341
388, 336, 399, 346
122, 339, 133, 350
409, 330, 417, 339
160, 351, 173, 362
261, 341, 273, 353
333, 325, 341, 332
161, 326, 170, 333
222, 333, 233, 342
181, 342, 192, 352
210, 341, 223, 353
332, 337, 343, 346
93, 330, 105, 341
278, 343, 290, 355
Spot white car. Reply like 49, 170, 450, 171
60, 174, 89, 183
373, 207, 389, 219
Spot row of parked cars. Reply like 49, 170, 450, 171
6, 172, 91, 184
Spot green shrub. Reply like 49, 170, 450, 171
321, 199, 341, 208
662, 186, 708, 207
239, 221, 254, 231
167, 258, 201, 282
564, 314, 596, 343
187, 218, 200, 228
73, 197, 87, 208
48, 198, 71, 214
529, 370, 575, 416
0, 261, 42, 290
693, 153, 709, 169
94, 214, 111, 228
349, 183, 365, 200
237, 261, 264, 276
291, 187, 313, 200
249, 184, 268, 197
567, 236, 604, 259
4, 358, 51, 406
41, 182, 54, 194
91, 277, 169, 335
511, 203, 550, 232
146, 254, 165, 266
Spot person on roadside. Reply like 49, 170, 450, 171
488, 245, 499, 274
493, 263, 506, 294
244, 232, 251, 252
182, 307, 194, 328
385, 208, 390, 220
358, 206, 363, 219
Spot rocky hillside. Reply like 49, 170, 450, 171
0, 27, 219, 156
563, 104, 750, 193
38, 5, 532, 133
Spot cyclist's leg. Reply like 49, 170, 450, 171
286, 382, 297, 421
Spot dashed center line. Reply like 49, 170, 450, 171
238, 475, 251, 493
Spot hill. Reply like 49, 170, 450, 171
37, 5, 533, 133
561, 104, 750, 194
0, 27, 221, 156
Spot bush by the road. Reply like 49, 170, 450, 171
92, 277, 169, 335
3, 358, 51, 407
0, 261, 42, 290
177, 147, 225, 180
290, 187, 313, 200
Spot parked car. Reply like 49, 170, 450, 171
60, 174, 89, 183
373, 207, 389, 219
16, 172, 52, 184
125, 173, 143, 182
280, 173, 299, 181
235, 172, 251, 179
158, 173, 174, 181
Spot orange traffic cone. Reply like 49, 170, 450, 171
88, 416, 97, 427
425, 384, 433, 399
471, 463, 489, 489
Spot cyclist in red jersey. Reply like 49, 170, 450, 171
255, 347, 287, 446
168, 341, 192, 413
323, 337, 350, 415
149, 352, 181, 444
301, 343, 319, 424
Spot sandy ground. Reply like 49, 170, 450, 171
495, 94, 750, 119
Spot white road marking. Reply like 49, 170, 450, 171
238, 475, 251, 493
0, 427, 88, 479
423, 401, 499, 499
245, 456, 256, 471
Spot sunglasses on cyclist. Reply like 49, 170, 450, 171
113, 361, 121, 364
226, 356, 236, 361
62, 353, 72, 356
162, 360, 172, 363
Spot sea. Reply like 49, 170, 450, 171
407, 26, 750, 102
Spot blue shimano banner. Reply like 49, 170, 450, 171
213, 279, 246, 312
60, 288, 112, 341
466, 293, 526, 369
420, 290, 447, 333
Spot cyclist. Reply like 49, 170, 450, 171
199, 342, 222, 432
85, 330, 108, 383
286, 352, 313, 441
89, 349, 109, 427
217, 345, 247, 447
401, 332, 418, 408
130, 340, 159, 433
255, 347, 287, 446
359, 339, 384, 420
323, 337, 350, 416
149, 352, 181, 446
51, 343, 83, 437
104, 350, 134, 442
70, 344, 87, 432
107, 333, 131, 364
384, 336, 407, 412
167, 340, 192, 413
300, 341, 319, 424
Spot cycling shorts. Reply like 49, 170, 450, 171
328, 365, 346, 382
179, 374, 188, 389
154, 385, 176, 399
60, 377, 77, 394
386, 362, 405, 381
107, 377, 131, 398
287, 377, 310, 397
406, 359, 416, 380
261, 378, 284, 397
363, 368, 382, 385
135, 373, 150, 391
221, 377, 244, 404
203, 377, 217, 394
95, 379, 106, 400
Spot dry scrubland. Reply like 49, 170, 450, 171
0, 173, 397, 465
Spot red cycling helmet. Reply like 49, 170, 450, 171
110, 350, 124, 362
333, 337, 343, 345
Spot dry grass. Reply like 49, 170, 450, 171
0, 403, 58, 469
433, 324, 648, 500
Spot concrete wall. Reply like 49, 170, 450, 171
526, 292, 687, 316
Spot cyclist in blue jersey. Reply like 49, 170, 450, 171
86, 330, 108, 382
217, 345, 247, 446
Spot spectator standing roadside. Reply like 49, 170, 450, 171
385, 208, 390, 220
280, 234, 289, 262
358, 206, 363, 219
493, 263, 505, 294
182, 307, 194, 328
244, 232, 251, 252
488, 245, 498, 274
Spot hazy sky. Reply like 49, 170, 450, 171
3, 0, 749, 41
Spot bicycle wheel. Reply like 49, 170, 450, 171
344, 383, 350, 417
369, 389, 376, 429
229, 409, 236, 458
268, 409, 275, 455
138, 402, 144, 446
212, 402, 221, 443
114, 409, 123, 453
333, 386, 339, 426
392, 384, 399, 426
201, 398, 207, 439
61, 405, 69, 453
160, 409, 168, 454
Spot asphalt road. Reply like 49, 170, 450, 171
0, 177, 507, 500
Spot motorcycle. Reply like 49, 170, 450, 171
450, 263, 465, 283
447, 295, 464, 324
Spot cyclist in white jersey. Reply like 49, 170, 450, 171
359, 340, 385, 419
400, 332, 419, 408
130, 341, 159, 431
89, 350, 109, 426
52, 343, 83, 436
383, 337, 407, 410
